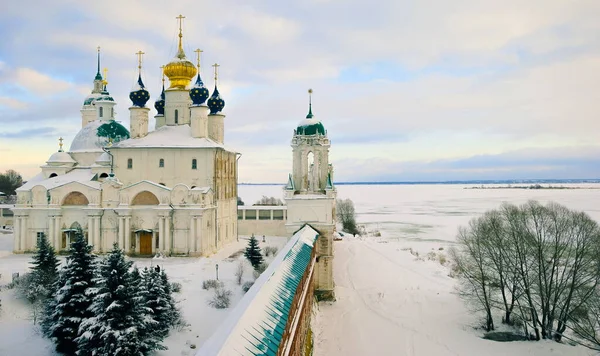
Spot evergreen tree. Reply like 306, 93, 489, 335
159, 267, 180, 327
30, 232, 60, 294
143, 266, 172, 338
244, 235, 264, 270
134, 267, 165, 354
43, 232, 95, 354
77, 243, 162, 355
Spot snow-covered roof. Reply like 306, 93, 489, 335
112, 124, 237, 152
197, 225, 319, 356
69, 120, 109, 152
18, 169, 100, 191
95, 152, 111, 166
46, 151, 76, 165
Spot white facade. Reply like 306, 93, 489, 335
13, 41, 237, 257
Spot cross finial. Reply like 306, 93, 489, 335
176, 14, 185, 55
58, 137, 64, 152
212, 63, 220, 85
160, 65, 165, 85
102, 68, 108, 86
136, 50, 145, 75
307, 88, 314, 118
194, 49, 203, 71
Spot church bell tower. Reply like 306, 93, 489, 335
285, 89, 336, 300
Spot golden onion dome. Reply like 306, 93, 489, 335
164, 50, 197, 89
164, 17, 197, 89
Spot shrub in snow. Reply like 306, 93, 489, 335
170, 281, 182, 293
141, 266, 174, 339
208, 288, 232, 309
252, 263, 269, 280
202, 279, 223, 290
244, 235, 264, 270
235, 261, 245, 285
264, 246, 278, 257
42, 232, 96, 354
242, 281, 254, 293
76, 243, 165, 355
159, 268, 181, 327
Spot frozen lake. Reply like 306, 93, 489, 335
239, 183, 600, 243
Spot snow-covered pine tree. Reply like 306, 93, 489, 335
244, 235, 264, 270
30, 232, 60, 295
159, 267, 180, 327
143, 266, 172, 338
77, 243, 163, 355
135, 267, 165, 354
43, 231, 95, 354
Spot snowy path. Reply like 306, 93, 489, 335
313, 238, 593, 356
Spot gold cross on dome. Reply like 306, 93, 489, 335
194, 49, 203, 70
212, 63, 220, 84
160, 65, 165, 84
136, 50, 145, 74
103, 68, 108, 85
58, 137, 64, 151
176, 14, 185, 32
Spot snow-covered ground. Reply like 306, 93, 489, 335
0, 230, 288, 356
239, 183, 600, 356
313, 237, 593, 356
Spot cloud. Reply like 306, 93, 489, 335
1, 0, 600, 182
0, 127, 58, 139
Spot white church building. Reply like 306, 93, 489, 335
12, 19, 237, 256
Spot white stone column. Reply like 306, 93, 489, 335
14, 217, 20, 252
158, 218, 164, 251
54, 216, 61, 251
125, 216, 130, 252
124, 216, 131, 253
118, 217, 124, 249
94, 216, 101, 252
165, 218, 171, 255
88, 216, 95, 251
20, 217, 27, 251
151, 231, 156, 255
48, 218, 54, 250
189, 217, 195, 254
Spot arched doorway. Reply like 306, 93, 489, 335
63, 222, 82, 249
136, 229, 153, 255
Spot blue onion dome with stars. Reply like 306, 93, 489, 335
190, 74, 209, 105
154, 84, 166, 115
207, 86, 225, 114
129, 74, 150, 107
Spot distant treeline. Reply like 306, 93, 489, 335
466, 184, 600, 190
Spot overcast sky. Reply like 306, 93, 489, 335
1, 1, 599, 182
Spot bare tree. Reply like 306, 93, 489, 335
235, 261, 245, 285
451, 221, 495, 331
453, 201, 600, 342
253, 196, 284, 206
336, 198, 359, 236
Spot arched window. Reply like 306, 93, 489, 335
174, 109, 179, 124
127, 158, 133, 169
99, 106, 103, 117
99, 173, 108, 178
111, 107, 114, 118
159, 183, 166, 186
192, 159, 197, 170
159, 158, 164, 168
49, 173, 58, 178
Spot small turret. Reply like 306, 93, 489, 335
129, 51, 150, 138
